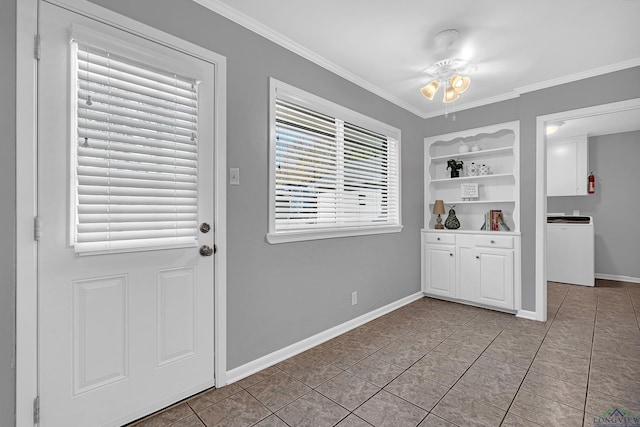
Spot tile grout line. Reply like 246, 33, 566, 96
626, 282, 640, 331
299, 306, 510, 425
399, 311, 520, 426
400, 310, 495, 426
323, 322, 456, 425
424, 310, 501, 426
495, 285, 571, 426
317, 308, 490, 427
582, 286, 600, 427
242, 313, 447, 426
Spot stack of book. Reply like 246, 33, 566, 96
481, 209, 511, 231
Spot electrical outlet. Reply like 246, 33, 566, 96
230, 167, 240, 185
352, 291, 357, 306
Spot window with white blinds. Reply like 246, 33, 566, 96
72, 41, 200, 254
268, 79, 402, 243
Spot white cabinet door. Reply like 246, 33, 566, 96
547, 136, 588, 196
477, 249, 514, 310
424, 243, 456, 297
457, 245, 479, 301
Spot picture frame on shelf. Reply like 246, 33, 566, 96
461, 183, 479, 201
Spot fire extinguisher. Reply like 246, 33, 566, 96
588, 172, 595, 194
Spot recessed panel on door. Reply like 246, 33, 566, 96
157, 266, 197, 366
73, 275, 128, 395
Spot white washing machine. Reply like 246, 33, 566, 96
547, 216, 594, 286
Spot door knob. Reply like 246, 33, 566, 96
199, 245, 213, 256
200, 223, 211, 233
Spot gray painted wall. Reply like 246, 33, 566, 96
87, 0, 425, 369
424, 67, 640, 311
548, 131, 640, 279
0, 0, 16, 425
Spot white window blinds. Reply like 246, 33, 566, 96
73, 42, 200, 254
273, 97, 400, 234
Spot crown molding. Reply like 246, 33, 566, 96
515, 57, 640, 95
192, 0, 425, 118
421, 91, 521, 119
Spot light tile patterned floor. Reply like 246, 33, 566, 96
128, 279, 640, 427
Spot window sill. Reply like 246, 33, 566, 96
266, 225, 404, 244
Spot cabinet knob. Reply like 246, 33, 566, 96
476, 255, 480, 259
437, 237, 441, 241
490, 240, 495, 244
449, 253, 453, 257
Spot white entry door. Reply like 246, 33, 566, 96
38, 3, 216, 426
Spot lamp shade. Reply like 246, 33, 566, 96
433, 199, 445, 215
449, 75, 470, 94
420, 81, 441, 100
443, 87, 459, 103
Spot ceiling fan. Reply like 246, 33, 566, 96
420, 29, 473, 103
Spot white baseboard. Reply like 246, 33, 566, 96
595, 273, 640, 284
225, 291, 424, 385
516, 310, 538, 321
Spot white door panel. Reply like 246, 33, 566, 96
477, 250, 514, 309
425, 244, 455, 297
457, 246, 478, 302
38, 3, 215, 426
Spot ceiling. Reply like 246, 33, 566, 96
194, 0, 640, 118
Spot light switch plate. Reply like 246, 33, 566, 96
230, 168, 240, 185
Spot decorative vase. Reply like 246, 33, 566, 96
479, 164, 490, 176
450, 169, 460, 178
458, 142, 470, 153
468, 162, 478, 176
444, 208, 460, 229
471, 143, 481, 152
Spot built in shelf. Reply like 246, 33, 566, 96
424, 120, 520, 233
429, 147, 513, 162
428, 199, 515, 205
421, 228, 521, 236
430, 173, 513, 184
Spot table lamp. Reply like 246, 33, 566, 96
433, 200, 445, 229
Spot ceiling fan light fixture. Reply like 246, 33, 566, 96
449, 74, 470, 94
443, 87, 459, 103
420, 81, 441, 100
420, 29, 473, 105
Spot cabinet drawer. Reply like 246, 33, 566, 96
475, 235, 513, 249
425, 233, 456, 245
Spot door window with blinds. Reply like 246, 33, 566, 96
268, 79, 402, 243
71, 37, 201, 254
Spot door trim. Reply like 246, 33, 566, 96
16, 0, 228, 424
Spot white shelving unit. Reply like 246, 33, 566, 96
424, 121, 520, 232
422, 121, 521, 313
